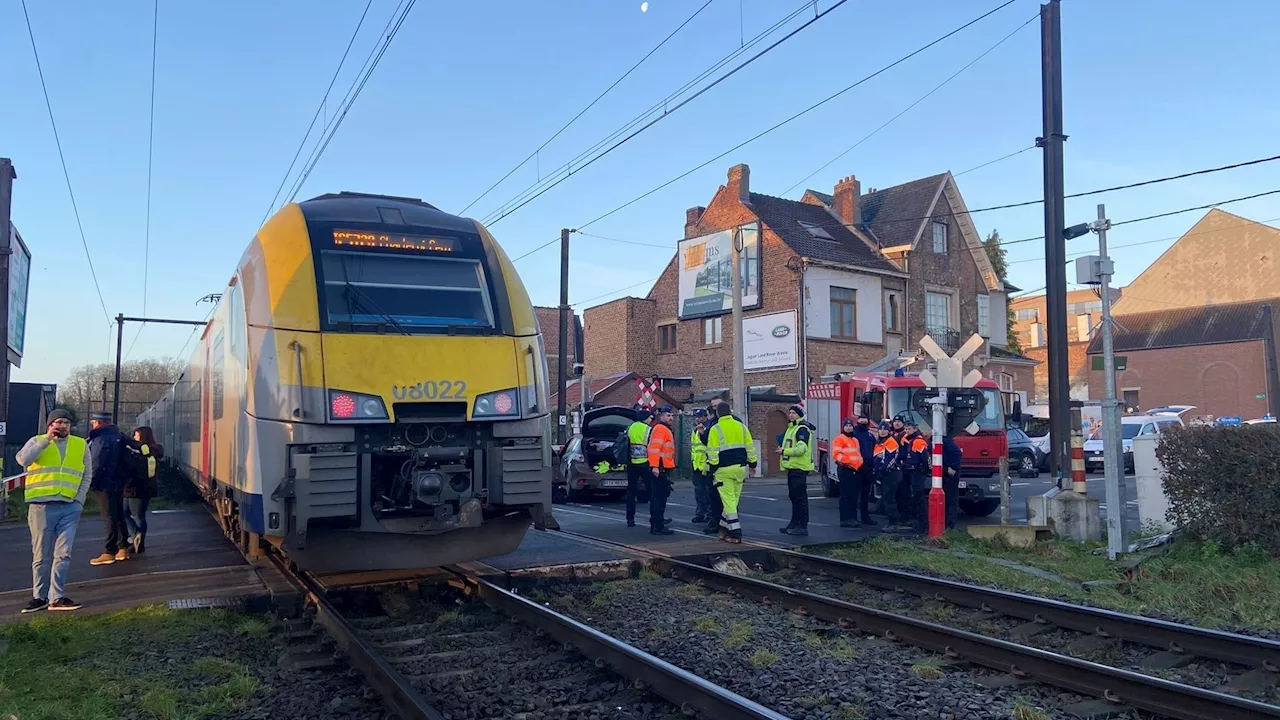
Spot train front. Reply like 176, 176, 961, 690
267, 193, 552, 571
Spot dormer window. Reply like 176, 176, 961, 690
799, 221, 835, 241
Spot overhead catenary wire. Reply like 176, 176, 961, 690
482, 0, 856, 227
1006, 215, 1280, 266
125, 0, 161, 364
476, 0, 816, 223
261, 0, 376, 227
954, 145, 1036, 177
460, 0, 717, 215
20, 0, 112, 326
782, 13, 1038, 196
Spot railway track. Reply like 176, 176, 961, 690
538, 528, 1280, 720
266, 552, 784, 719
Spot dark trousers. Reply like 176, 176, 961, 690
96, 488, 127, 554
879, 469, 902, 525
785, 469, 809, 529
838, 464, 861, 523
943, 473, 960, 529
692, 470, 711, 521
911, 471, 931, 530
625, 463, 649, 523
649, 470, 672, 530
897, 470, 915, 522
857, 465, 874, 521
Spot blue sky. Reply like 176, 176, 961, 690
4, 0, 1278, 386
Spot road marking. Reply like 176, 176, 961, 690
572, 500, 836, 529
743, 494, 777, 502
1011, 483, 1032, 487
556, 506, 709, 539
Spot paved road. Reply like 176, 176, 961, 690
558, 470, 1142, 540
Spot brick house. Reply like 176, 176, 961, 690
583, 164, 1033, 471
1011, 287, 1123, 402
550, 371, 683, 412
534, 306, 583, 398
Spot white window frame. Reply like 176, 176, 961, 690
701, 317, 722, 346
884, 290, 901, 333
932, 220, 947, 253
977, 294, 990, 337
829, 286, 857, 340
926, 291, 951, 330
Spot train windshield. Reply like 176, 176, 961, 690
887, 387, 1003, 430
319, 250, 495, 330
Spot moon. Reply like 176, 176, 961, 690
640, 2, 648, 12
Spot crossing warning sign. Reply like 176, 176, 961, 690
634, 378, 660, 408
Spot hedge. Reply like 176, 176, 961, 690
1156, 425, 1280, 555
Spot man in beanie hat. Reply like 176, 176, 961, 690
87, 411, 130, 565
689, 408, 712, 525
15, 409, 93, 612
777, 404, 814, 536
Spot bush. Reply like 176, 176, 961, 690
1157, 425, 1280, 555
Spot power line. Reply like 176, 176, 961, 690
782, 12, 1037, 196
476, 0, 815, 224
283, 0, 417, 207
954, 145, 1036, 177
461, 0, 717, 215
126, 0, 161, 365
20, 0, 111, 326
570, 276, 660, 308
574, 230, 671, 249
483, 0, 855, 227
261, 0, 375, 226
1007, 216, 1280, 266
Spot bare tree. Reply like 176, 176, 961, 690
59, 357, 184, 429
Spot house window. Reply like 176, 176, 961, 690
884, 291, 901, 333
996, 372, 1014, 392
1123, 389, 1140, 413
658, 323, 677, 354
1016, 308, 1038, 321
977, 294, 990, 337
932, 220, 947, 253
926, 292, 950, 330
701, 317, 722, 346
829, 286, 857, 339
798, 220, 835, 241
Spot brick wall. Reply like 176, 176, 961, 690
983, 361, 1036, 400
905, 205, 987, 348
1087, 340, 1269, 419
583, 297, 656, 379
1025, 342, 1090, 402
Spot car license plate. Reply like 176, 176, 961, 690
601, 480, 627, 488
958, 481, 967, 489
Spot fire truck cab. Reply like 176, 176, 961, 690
807, 371, 1017, 517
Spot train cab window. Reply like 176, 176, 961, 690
319, 251, 494, 330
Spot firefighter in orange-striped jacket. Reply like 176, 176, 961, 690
873, 420, 905, 530
830, 418, 865, 528
898, 417, 931, 532
646, 405, 677, 535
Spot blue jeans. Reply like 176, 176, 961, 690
124, 495, 149, 541
28, 500, 82, 601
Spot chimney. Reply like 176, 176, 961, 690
685, 206, 705, 238
833, 175, 861, 226
727, 164, 751, 206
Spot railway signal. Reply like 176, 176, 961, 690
919, 332, 986, 538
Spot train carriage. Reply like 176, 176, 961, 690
138, 192, 554, 572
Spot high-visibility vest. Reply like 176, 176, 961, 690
24, 436, 88, 502
139, 443, 157, 479
690, 428, 709, 472
648, 423, 676, 469
627, 421, 652, 465
831, 432, 863, 470
874, 435, 900, 472
780, 421, 814, 472
707, 417, 756, 469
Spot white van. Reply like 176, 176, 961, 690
1083, 413, 1185, 473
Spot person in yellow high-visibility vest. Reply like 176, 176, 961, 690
689, 408, 711, 526
624, 408, 655, 527
705, 400, 756, 543
15, 409, 93, 613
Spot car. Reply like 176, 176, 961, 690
553, 405, 642, 503
1006, 427, 1044, 478
1083, 413, 1184, 473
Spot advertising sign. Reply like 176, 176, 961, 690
743, 310, 797, 372
8, 222, 30, 366
677, 223, 760, 319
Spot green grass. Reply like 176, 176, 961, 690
822, 532, 1280, 630
0, 605, 271, 720
909, 656, 944, 680
723, 621, 753, 648
748, 649, 778, 668
1010, 699, 1050, 720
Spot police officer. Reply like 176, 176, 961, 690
646, 405, 677, 535
624, 409, 655, 528
706, 400, 756, 543
942, 433, 963, 530
690, 409, 711, 525
778, 404, 814, 536
698, 405, 723, 535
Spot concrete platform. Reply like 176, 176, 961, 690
0, 508, 295, 621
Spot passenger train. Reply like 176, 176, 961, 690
137, 192, 554, 572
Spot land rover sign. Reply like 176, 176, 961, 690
743, 310, 797, 372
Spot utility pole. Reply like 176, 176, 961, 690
1038, 0, 1070, 486
1093, 204, 1126, 558
730, 227, 746, 417
113, 314, 125, 422
0, 158, 16, 465
556, 228, 570, 446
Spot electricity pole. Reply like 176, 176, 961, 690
1093, 204, 1126, 558
730, 227, 746, 417
557, 228, 570, 446
0, 158, 16, 463
1038, 0, 1071, 485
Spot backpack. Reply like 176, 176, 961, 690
118, 439, 149, 483
611, 429, 631, 467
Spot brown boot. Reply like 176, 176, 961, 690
114, 548, 130, 561
90, 553, 116, 566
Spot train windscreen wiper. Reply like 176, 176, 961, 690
342, 282, 411, 336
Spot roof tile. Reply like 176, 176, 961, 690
1085, 300, 1275, 354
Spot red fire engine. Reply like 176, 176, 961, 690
807, 371, 1019, 518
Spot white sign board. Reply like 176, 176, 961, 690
677, 223, 760, 319
7, 223, 30, 366
744, 310, 797, 372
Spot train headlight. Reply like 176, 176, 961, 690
473, 388, 520, 419
327, 390, 389, 422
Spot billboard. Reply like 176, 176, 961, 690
744, 310, 797, 372
677, 223, 760, 319
8, 222, 30, 366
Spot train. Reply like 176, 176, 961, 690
136, 192, 555, 572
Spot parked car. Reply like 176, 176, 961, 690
1006, 427, 1044, 477
553, 405, 642, 503
1083, 413, 1184, 473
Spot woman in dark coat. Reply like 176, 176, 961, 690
124, 426, 164, 553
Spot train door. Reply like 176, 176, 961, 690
201, 327, 214, 490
